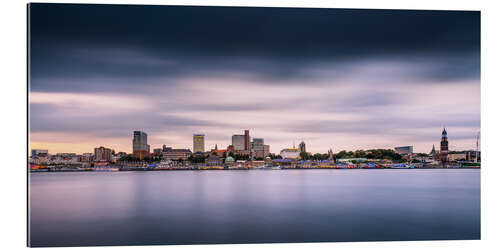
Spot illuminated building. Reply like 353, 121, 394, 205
193, 134, 205, 153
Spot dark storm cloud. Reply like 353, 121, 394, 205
29, 4, 479, 56
28, 4, 481, 153
29, 3, 480, 93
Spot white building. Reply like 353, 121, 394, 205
280, 148, 300, 159
395, 146, 413, 155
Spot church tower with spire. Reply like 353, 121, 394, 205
439, 127, 449, 163
430, 144, 438, 161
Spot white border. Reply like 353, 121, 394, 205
2, 0, 499, 250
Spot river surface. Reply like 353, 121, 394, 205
28, 169, 480, 247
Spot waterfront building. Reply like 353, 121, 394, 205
133, 131, 150, 159
251, 160, 265, 168
31, 149, 48, 157
94, 146, 112, 162
206, 155, 222, 166
447, 150, 481, 162
395, 146, 413, 155
211, 144, 227, 157
299, 141, 306, 153
337, 158, 368, 163
232, 134, 245, 150
48, 153, 81, 164
439, 127, 449, 163
162, 148, 192, 161
468, 150, 481, 162
280, 148, 300, 159
272, 158, 293, 167
235, 149, 251, 156
224, 156, 235, 166
153, 148, 163, 156
193, 134, 205, 153
264, 156, 273, 165
447, 151, 467, 162
30, 149, 49, 164
81, 153, 94, 162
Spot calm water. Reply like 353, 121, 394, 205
28, 169, 480, 247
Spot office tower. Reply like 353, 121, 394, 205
193, 134, 205, 153
133, 130, 150, 159
244, 130, 250, 150
232, 134, 245, 151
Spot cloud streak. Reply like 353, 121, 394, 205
28, 4, 480, 154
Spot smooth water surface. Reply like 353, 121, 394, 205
29, 169, 480, 246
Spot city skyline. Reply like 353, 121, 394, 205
29, 5, 480, 155
29, 127, 479, 156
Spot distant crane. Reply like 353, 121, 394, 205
475, 132, 480, 163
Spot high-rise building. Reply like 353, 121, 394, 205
232, 134, 245, 151
193, 134, 205, 153
244, 130, 250, 150
252, 138, 264, 147
439, 127, 449, 163
299, 141, 306, 153
264, 145, 270, 157
94, 146, 112, 162
133, 131, 150, 159
251, 138, 265, 158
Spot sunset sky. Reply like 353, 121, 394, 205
29, 4, 480, 154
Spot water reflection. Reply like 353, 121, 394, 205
29, 169, 480, 247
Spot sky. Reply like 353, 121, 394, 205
28, 4, 480, 154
